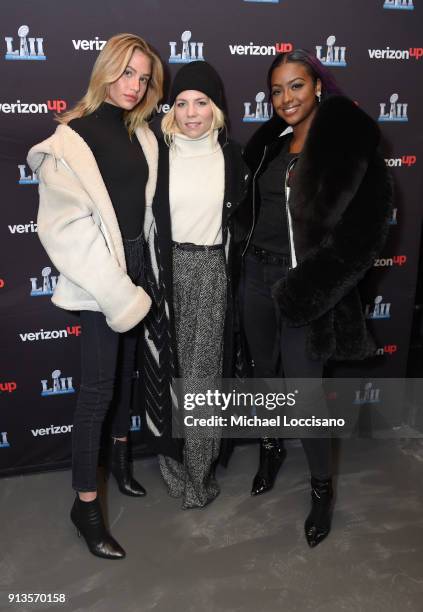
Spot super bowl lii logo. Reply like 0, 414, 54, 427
353, 382, 381, 405
41, 370, 75, 396
365, 295, 391, 320
130, 415, 141, 432
243, 92, 273, 122
4, 25, 46, 60
316, 35, 347, 67
18, 163, 38, 184
389, 208, 398, 225
379, 93, 408, 122
0, 432, 10, 448
383, 0, 414, 9
169, 31, 204, 63
30, 267, 58, 296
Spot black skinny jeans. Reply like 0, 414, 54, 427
72, 234, 144, 492
240, 251, 332, 480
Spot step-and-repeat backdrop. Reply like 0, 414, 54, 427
1, 0, 422, 475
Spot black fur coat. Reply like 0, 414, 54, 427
238, 95, 393, 361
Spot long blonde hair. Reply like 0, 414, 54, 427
161, 98, 225, 146
59, 33, 163, 134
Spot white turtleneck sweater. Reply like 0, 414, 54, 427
169, 129, 224, 245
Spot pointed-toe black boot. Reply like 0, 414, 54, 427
304, 477, 333, 548
110, 439, 146, 497
251, 438, 286, 496
70, 496, 126, 559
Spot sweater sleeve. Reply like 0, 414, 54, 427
272, 155, 393, 326
37, 155, 151, 332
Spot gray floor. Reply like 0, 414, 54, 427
1, 439, 423, 612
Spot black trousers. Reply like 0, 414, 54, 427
240, 251, 332, 480
72, 234, 144, 492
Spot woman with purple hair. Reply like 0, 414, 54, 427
235, 49, 392, 547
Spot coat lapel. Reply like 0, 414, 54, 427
45, 123, 158, 271
221, 140, 249, 228
53, 124, 127, 268
135, 124, 158, 208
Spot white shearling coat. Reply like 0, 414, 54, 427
27, 122, 158, 333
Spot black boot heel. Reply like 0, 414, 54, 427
251, 438, 286, 496
304, 477, 333, 548
110, 439, 146, 497
70, 496, 126, 559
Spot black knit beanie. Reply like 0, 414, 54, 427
169, 61, 224, 108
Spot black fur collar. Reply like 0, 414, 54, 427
245, 95, 379, 173
291, 96, 380, 259
245, 96, 381, 260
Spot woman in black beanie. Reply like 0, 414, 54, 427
144, 61, 249, 508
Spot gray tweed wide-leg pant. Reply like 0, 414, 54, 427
159, 243, 227, 509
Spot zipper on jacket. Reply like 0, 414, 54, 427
284, 156, 299, 270
242, 145, 268, 257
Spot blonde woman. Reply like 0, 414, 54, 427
149, 61, 249, 508
27, 33, 163, 559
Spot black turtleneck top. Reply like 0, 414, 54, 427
68, 102, 148, 240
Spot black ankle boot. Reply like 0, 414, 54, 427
70, 496, 125, 559
110, 439, 146, 497
251, 438, 286, 496
304, 477, 333, 548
